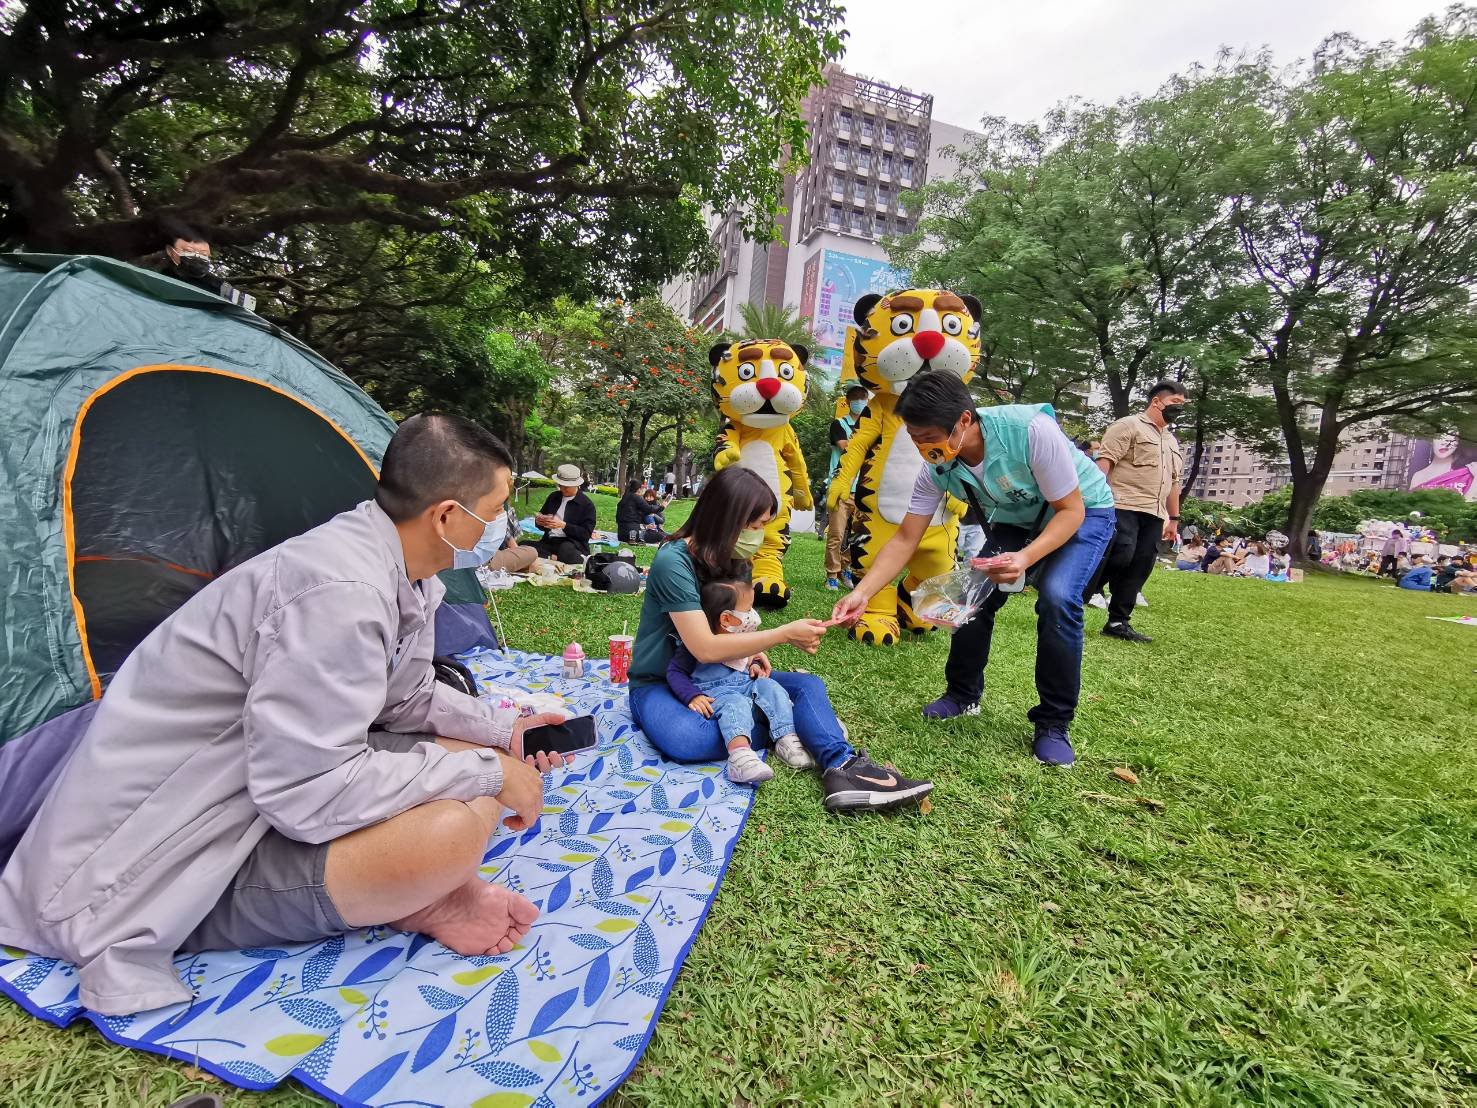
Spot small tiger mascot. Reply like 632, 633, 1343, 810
827, 289, 983, 644
709, 338, 813, 608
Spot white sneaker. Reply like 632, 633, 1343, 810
1135, 592, 1149, 608
1087, 594, 1108, 610
773, 734, 815, 769
726, 747, 774, 785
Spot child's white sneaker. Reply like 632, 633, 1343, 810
726, 746, 774, 784
773, 733, 814, 769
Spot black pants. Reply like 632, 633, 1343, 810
534, 536, 587, 564
1379, 555, 1399, 577
1085, 508, 1163, 625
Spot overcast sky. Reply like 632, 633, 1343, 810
839, 0, 1445, 128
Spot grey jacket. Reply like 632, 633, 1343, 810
0, 501, 513, 1014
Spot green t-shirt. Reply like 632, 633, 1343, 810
630, 539, 703, 686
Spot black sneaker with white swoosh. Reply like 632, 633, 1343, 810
822, 749, 934, 813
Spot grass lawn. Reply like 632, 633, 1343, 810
4, 492, 1475, 1105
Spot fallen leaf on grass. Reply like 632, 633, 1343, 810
1110, 767, 1139, 785
1082, 791, 1166, 814
918, 796, 934, 815
1042, 901, 1060, 913
181, 1067, 218, 1084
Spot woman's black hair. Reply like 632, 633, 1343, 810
699, 568, 753, 632
670, 465, 777, 582
625, 479, 641, 495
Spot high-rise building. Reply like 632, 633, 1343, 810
1186, 431, 1415, 507
674, 65, 975, 388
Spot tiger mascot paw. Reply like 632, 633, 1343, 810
752, 576, 791, 610
848, 612, 900, 646
897, 588, 937, 637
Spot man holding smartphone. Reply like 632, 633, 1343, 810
832, 371, 1116, 767
0, 414, 567, 1015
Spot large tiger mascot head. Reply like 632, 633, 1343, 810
851, 288, 982, 395
708, 338, 809, 429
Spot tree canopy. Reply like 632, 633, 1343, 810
902, 9, 1477, 560
0, 0, 843, 301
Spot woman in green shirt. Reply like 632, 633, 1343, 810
627, 466, 933, 813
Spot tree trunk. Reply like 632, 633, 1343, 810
615, 420, 634, 488
1285, 418, 1341, 563
674, 418, 686, 491
1181, 391, 1208, 497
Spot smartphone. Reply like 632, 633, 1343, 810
521, 715, 597, 758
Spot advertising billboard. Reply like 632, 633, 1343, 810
802, 248, 908, 385
1407, 432, 1477, 500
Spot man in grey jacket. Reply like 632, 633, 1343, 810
0, 414, 564, 1015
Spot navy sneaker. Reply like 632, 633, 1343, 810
922, 693, 980, 720
1031, 724, 1076, 767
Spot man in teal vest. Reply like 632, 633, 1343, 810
832, 370, 1116, 766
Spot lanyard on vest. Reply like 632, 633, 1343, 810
954, 468, 1051, 545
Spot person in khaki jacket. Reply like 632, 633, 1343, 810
0, 414, 566, 1015
1086, 381, 1186, 642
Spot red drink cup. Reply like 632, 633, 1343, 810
608, 635, 634, 684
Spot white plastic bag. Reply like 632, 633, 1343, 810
911, 567, 996, 631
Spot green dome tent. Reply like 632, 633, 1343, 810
0, 254, 494, 861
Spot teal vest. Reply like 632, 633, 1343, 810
926, 405, 1115, 527
827, 414, 858, 481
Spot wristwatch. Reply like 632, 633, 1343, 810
1169, 515, 1181, 521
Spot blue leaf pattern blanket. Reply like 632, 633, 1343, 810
0, 649, 756, 1107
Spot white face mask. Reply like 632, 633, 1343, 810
724, 608, 761, 633
443, 503, 507, 570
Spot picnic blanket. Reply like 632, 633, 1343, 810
0, 649, 755, 1106
516, 518, 620, 550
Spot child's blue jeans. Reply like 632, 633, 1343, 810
691, 662, 796, 746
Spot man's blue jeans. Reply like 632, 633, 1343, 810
629, 671, 851, 768
943, 508, 1115, 726
687, 663, 797, 745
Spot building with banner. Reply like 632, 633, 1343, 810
670, 66, 977, 392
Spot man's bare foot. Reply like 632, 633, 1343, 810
393, 878, 539, 956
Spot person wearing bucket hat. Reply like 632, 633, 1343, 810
533, 463, 597, 564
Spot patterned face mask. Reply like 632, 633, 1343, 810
724, 607, 761, 633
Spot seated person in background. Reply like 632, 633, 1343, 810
1398, 556, 1433, 591
1176, 538, 1207, 570
484, 504, 536, 574
642, 489, 669, 534
1239, 542, 1270, 577
1434, 557, 1458, 592
616, 479, 650, 544
1208, 548, 1239, 575
532, 464, 597, 564
1200, 538, 1222, 572
665, 571, 800, 787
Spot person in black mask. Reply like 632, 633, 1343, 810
156, 217, 256, 310
1084, 381, 1186, 643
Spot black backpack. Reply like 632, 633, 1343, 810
431, 655, 478, 695
584, 551, 637, 591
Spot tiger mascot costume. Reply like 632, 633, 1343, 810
828, 289, 983, 644
709, 338, 812, 608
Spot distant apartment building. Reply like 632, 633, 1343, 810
1187, 431, 1415, 507
674, 66, 977, 387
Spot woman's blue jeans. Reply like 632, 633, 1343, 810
629, 671, 851, 768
